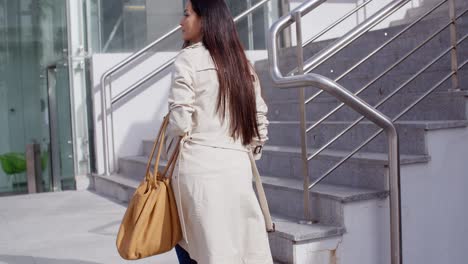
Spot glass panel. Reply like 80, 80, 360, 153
90, 0, 278, 53
0, 0, 72, 195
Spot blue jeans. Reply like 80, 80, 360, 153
175, 244, 197, 264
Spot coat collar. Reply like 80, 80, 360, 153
186, 41, 203, 49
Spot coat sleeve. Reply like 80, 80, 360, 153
167, 50, 195, 137
250, 67, 269, 160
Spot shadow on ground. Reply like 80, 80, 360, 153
0, 255, 103, 264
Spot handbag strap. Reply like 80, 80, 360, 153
248, 151, 275, 232
147, 115, 184, 182
145, 115, 170, 182
160, 137, 182, 179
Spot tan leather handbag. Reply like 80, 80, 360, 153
116, 115, 182, 260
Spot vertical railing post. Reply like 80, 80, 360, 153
387, 127, 402, 264
247, 0, 254, 49
294, 11, 313, 223
100, 75, 110, 176
280, 0, 292, 48
448, 0, 460, 91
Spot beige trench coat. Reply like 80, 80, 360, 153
165, 41, 273, 264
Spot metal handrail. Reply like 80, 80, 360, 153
268, 1, 401, 264
284, 0, 411, 106
99, 0, 272, 176
301, 0, 411, 75
306, 7, 468, 161
317, 53, 468, 190
304, 0, 449, 107
310, 32, 468, 186
303, 0, 375, 47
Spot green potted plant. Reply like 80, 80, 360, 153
0, 151, 48, 190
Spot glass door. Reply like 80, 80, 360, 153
0, 0, 73, 195
47, 64, 75, 191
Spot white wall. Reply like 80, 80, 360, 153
289, 0, 423, 45
91, 50, 268, 175
400, 126, 468, 264
335, 125, 468, 264
338, 199, 391, 264
91, 52, 176, 175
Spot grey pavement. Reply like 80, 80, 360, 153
0, 190, 179, 264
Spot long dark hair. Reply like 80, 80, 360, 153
184, 0, 260, 146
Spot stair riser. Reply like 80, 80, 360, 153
267, 122, 426, 155
143, 140, 155, 157
93, 174, 344, 264
274, 39, 463, 77
139, 139, 392, 190
259, 65, 468, 103
269, 234, 343, 264
262, 184, 344, 226
267, 91, 466, 121
121, 154, 386, 192
269, 16, 466, 61
118, 158, 165, 181
117, 156, 348, 224
261, 15, 468, 72
94, 176, 134, 204
257, 151, 387, 190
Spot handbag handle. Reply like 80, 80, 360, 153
158, 137, 182, 179
144, 115, 170, 182
145, 115, 183, 183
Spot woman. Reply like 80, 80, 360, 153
166, 0, 272, 263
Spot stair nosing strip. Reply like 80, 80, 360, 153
262, 145, 430, 165
259, 175, 388, 203
270, 214, 345, 242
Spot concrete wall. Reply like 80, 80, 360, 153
400, 126, 468, 264
338, 199, 391, 264
91, 50, 268, 175
334, 124, 468, 264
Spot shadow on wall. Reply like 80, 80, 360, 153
91, 51, 176, 174
0, 255, 103, 264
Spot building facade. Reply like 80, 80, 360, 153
0, 0, 281, 195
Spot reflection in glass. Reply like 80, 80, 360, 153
0, 0, 73, 195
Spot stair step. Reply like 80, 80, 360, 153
115, 155, 389, 202
255, 13, 468, 75
118, 155, 169, 181
269, 119, 468, 130
91, 173, 345, 241
261, 175, 388, 203
262, 145, 429, 165
260, 68, 468, 102
267, 119, 468, 155
271, 214, 345, 242
257, 144, 429, 190
266, 91, 467, 122
126, 141, 429, 191
97, 159, 387, 226
92, 173, 347, 264
260, 174, 388, 225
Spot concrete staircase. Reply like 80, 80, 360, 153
252, 2, 467, 262
91, 2, 468, 263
